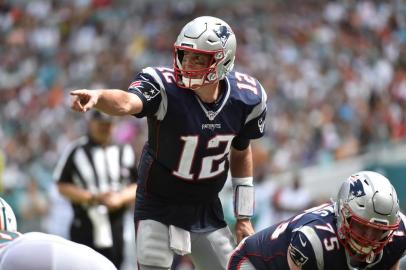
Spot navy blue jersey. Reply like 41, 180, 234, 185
127, 67, 267, 232
228, 203, 406, 270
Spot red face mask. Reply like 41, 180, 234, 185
338, 206, 400, 262
173, 45, 225, 89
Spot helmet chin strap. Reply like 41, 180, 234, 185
366, 251, 375, 264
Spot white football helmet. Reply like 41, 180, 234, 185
173, 16, 237, 89
0, 197, 17, 232
335, 171, 400, 263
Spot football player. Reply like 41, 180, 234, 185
0, 197, 117, 270
227, 171, 405, 270
70, 16, 267, 270
0, 197, 18, 233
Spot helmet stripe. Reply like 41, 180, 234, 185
1, 207, 6, 231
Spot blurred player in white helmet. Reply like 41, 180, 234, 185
0, 196, 117, 270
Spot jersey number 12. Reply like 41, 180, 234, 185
173, 135, 234, 180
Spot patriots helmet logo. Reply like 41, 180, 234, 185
349, 178, 366, 197
213, 25, 232, 47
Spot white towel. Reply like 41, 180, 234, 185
87, 205, 113, 248
169, 225, 191, 256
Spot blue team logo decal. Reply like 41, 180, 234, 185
289, 244, 308, 267
142, 87, 160, 101
213, 25, 232, 47
128, 80, 160, 101
349, 178, 366, 197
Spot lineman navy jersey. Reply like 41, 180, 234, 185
228, 203, 406, 270
127, 67, 267, 232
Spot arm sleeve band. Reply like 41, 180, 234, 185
232, 177, 254, 219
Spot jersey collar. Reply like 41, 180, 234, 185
194, 78, 230, 121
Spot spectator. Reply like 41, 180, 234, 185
255, 171, 313, 231
18, 177, 48, 233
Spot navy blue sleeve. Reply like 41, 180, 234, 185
289, 231, 318, 270
239, 108, 266, 140
127, 72, 162, 118
231, 136, 250, 150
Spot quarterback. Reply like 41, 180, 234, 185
70, 16, 267, 270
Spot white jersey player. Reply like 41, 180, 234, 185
0, 197, 117, 270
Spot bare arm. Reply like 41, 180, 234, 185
230, 145, 255, 243
98, 183, 137, 211
57, 182, 94, 205
230, 145, 252, 177
70, 89, 143, 116
389, 260, 400, 270
119, 183, 137, 205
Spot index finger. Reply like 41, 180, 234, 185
70, 89, 88, 96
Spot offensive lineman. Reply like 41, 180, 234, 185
227, 171, 406, 270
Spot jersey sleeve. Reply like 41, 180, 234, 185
289, 231, 318, 270
237, 82, 267, 140
127, 68, 162, 118
392, 212, 406, 259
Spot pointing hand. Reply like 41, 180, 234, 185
70, 89, 100, 112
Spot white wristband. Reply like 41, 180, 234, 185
232, 177, 254, 219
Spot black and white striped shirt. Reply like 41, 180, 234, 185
53, 136, 138, 201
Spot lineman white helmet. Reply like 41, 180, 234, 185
335, 171, 400, 263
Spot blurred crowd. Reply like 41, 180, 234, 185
0, 0, 405, 233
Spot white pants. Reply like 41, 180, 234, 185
136, 220, 236, 270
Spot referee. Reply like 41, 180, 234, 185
54, 110, 137, 269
